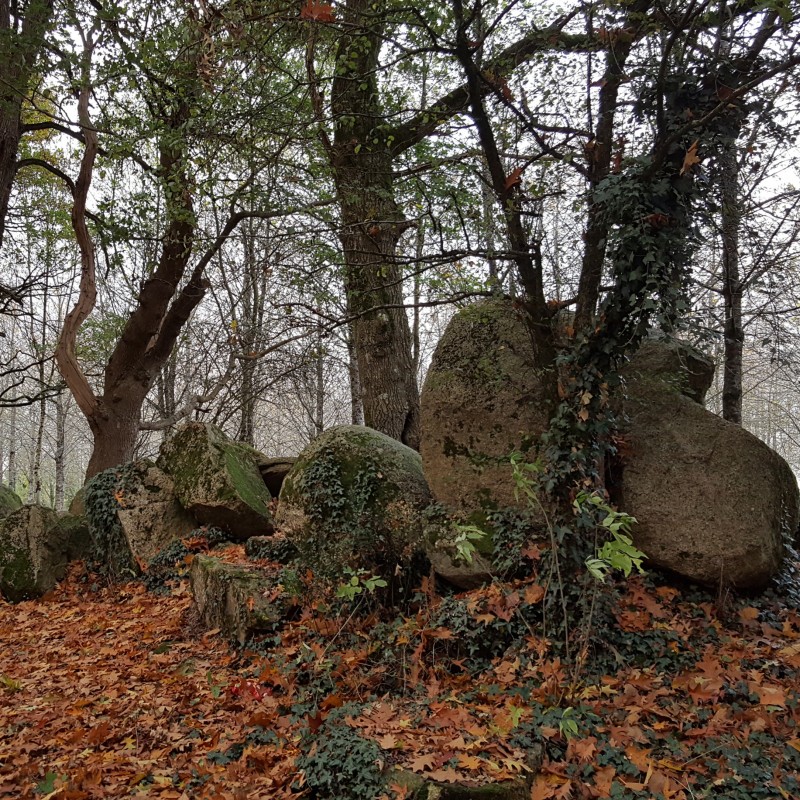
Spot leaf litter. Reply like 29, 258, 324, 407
1, 557, 799, 799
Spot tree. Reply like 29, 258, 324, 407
54, 2, 323, 477
0, 0, 54, 244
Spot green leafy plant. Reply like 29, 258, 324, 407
557, 707, 579, 740
335, 568, 387, 601
295, 712, 384, 800
576, 492, 646, 581
451, 524, 489, 565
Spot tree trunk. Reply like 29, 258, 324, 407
330, 0, 420, 449
720, 142, 743, 424
7, 403, 17, 489
347, 324, 364, 425
53, 391, 66, 511
56, 29, 206, 481
31, 390, 45, 504
0, 0, 54, 244
314, 329, 325, 436
573, 7, 644, 331
84, 389, 147, 478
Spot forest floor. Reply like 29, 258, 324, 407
1, 544, 799, 800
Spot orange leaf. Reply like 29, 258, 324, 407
524, 584, 545, 604
750, 683, 786, 707
680, 139, 701, 175
593, 765, 616, 797
300, 0, 335, 21
504, 167, 524, 191
409, 752, 438, 773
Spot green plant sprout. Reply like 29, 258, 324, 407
335, 568, 388, 601
576, 491, 646, 581
451, 525, 489, 565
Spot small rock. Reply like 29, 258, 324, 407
189, 554, 290, 643
254, 456, 297, 497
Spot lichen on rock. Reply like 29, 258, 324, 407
420, 298, 550, 516
0, 505, 63, 601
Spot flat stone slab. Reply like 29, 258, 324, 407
189, 554, 290, 644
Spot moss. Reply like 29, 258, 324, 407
223, 445, 271, 518
158, 423, 272, 537
190, 555, 288, 642
50, 514, 92, 561
0, 485, 22, 520
277, 426, 431, 590
0, 544, 36, 602
388, 768, 531, 800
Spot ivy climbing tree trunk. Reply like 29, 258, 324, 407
573, 1, 651, 331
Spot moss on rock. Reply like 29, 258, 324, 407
276, 425, 431, 590
0, 505, 63, 601
189, 554, 290, 643
157, 422, 273, 539
0, 485, 22, 521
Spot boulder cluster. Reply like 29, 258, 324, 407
2, 297, 797, 616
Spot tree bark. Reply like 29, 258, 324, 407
574, 9, 645, 330
330, 0, 420, 448
53, 390, 66, 511
720, 141, 743, 424
56, 28, 207, 480
0, 0, 54, 244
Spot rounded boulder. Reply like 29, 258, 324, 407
276, 425, 431, 586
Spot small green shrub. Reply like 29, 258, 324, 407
295, 712, 384, 800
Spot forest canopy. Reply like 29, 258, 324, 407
0, 0, 799, 506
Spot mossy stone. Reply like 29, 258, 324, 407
158, 422, 273, 540
420, 298, 550, 516
0, 485, 22, 521
276, 425, 431, 587
189, 554, 289, 643
0, 505, 63, 601
50, 514, 93, 561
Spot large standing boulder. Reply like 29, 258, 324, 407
615, 340, 798, 589
276, 425, 431, 586
0, 485, 22, 521
157, 423, 274, 540
0, 505, 63, 601
85, 460, 196, 578
420, 299, 550, 515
